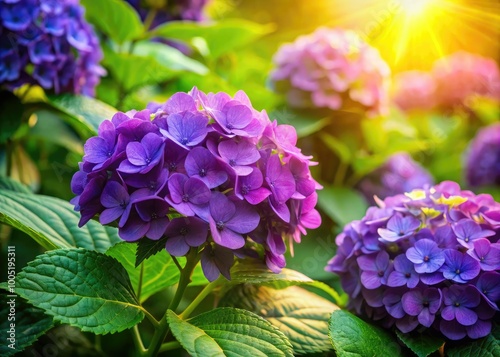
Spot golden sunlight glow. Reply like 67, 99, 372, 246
399, 0, 432, 17
330, 0, 500, 72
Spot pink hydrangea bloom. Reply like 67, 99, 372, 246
393, 71, 437, 112
432, 51, 500, 108
270, 27, 391, 116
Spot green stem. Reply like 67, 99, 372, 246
179, 277, 222, 320
145, 249, 199, 357
333, 160, 348, 187
159, 341, 181, 353
143, 10, 158, 32
132, 325, 146, 354
171, 255, 182, 272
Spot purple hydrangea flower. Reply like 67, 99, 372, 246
440, 249, 481, 283
465, 123, 500, 188
0, 0, 105, 95
270, 27, 390, 116
402, 288, 442, 327
378, 214, 420, 242
357, 153, 434, 203
326, 181, 500, 339
406, 239, 445, 274
72, 88, 322, 281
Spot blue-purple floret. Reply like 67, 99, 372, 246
71, 87, 322, 281
0, 0, 104, 95
465, 123, 500, 188
326, 181, 500, 340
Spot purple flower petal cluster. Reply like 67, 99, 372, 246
393, 52, 500, 112
357, 153, 434, 203
465, 123, 500, 188
269, 27, 391, 116
0, 0, 105, 96
71, 88, 321, 281
326, 181, 500, 340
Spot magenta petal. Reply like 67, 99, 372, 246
225, 201, 260, 234
164, 92, 197, 114
245, 187, 271, 205
210, 218, 245, 249
168, 173, 188, 203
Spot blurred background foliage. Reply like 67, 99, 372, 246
0, 0, 499, 355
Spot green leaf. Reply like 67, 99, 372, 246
447, 322, 500, 357
228, 261, 342, 304
48, 94, 118, 138
168, 307, 294, 356
106, 242, 181, 302
329, 310, 401, 357
81, 0, 143, 44
132, 42, 208, 75
0, 175, 31, 193
396, 330, 444, 357
0, 90, 23, 144
0, 177, 121, 252
220, 285, 338, 355
320, 133, 352, 163
0, 294, 54, 356
15, 248, 145, 334
135, 236, 168, 267
318, 186, 368, 227
30, 110, 84, 154
152, 19, 274, 58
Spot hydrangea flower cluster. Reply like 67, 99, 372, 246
125, 0, 209, 29
71, 88, 321, 281
327, 181, 500, 340
432, 52, 500, 109
392, 71, 437, 112
269, 27, 391, 116
393, 52, 500, 112
357, 153, 434, 204
0, 0, 105, 96
465, 123, 500, 188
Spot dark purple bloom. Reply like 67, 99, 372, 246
402, 288, 442, 327
467, 238, 500, 271
165, 217, 208, 256
217, 139, 260, 176
161, 111, 208, 149
382, 288, 406, 318
406, 239, 445, 273
208, 192, 259, 249
119, 133, 165, 174
201, 243, 234, 282
452, 219, 495, 248
73, 88, 322, 282
0, 0, 104, 95
441, 285, 480, 326
357, 251, 391, 289
465, 123, 500, 187
378, 214, 420, 242
185, 147, 228, 188
166, 173, 210, 216
387, 254, 419, 288
235, 168, 271, 205
99, 181, 131, 226
120, 197, 170, 241
440, 249, 481, 283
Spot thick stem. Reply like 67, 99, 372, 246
132, 325, 146, 354
145, 249, 199, 357
179, 277, 222, 320
159, 341, 181, 353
